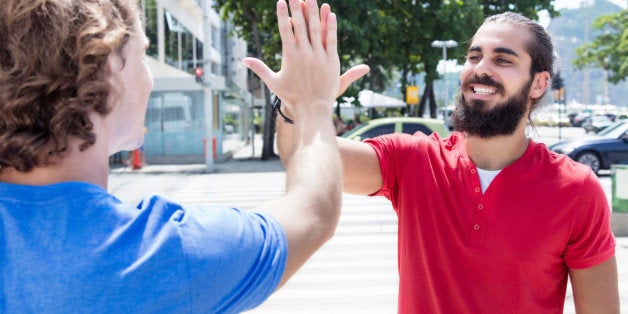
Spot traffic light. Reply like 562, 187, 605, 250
195, 67, 203, 83
552, 72, 565, 104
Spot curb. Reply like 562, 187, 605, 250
612, 212, 628, 237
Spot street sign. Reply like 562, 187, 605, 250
406, 85, 419, 105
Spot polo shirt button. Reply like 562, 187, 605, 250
477, 204, 484, 210
470, 169, 477, 174
473, 224, 480, 231
474, 187, 481, 193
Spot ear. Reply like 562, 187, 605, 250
529, 71, 551, 99
106, 53, 123, 90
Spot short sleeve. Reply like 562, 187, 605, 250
174, 203, 287, 313
563, 172, 616, 269
365, 133, 422, 200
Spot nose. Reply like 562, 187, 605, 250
473, 57, 494, 78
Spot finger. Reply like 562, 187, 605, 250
276, 0, 294, 48
301, 0, 309, 42
288, 0, 308, 46
242, 57, 277, 89
305, 0, 322, 50
337, 64, 370, 97
325, 12, 337, 57
319, 3, 331, 49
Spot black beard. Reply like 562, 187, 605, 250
451, 77, 533, 138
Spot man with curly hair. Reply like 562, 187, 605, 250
0, 0, 352, 312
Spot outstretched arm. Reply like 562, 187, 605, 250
244, 0, 343, 289
253, 0, 376, 197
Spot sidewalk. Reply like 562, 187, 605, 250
110, 134, 284, 175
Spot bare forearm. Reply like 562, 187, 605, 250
276, 110, 298, 166
244, 0, 344, 289
280, 102, 342, 211
263, 106, 342, 288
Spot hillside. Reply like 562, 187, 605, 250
547, 0, 627, 107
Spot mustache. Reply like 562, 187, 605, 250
462, 75, 504, 92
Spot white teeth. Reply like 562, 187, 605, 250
474, 87, 496, 95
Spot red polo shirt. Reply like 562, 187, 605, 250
366, 132, 615, 313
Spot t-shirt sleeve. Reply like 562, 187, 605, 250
175, 203, 287, 313
364, 133, 413, 199
563, 171, 616, 269
364, 132, 434, 200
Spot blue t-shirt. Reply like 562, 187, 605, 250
0, 181, 287, 313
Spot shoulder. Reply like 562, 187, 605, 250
137, 195, 286, 243
526, 140, 593, 180
133, 196, 288, 307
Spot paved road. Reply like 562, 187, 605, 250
108, 126, 626, 312
108, 161, 627, 313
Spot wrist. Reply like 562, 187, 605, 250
272, 94, 335, 125
272, 95, 294, 124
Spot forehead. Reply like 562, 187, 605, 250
469, 22, 532, 61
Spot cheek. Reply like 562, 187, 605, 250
142, 62, 154, 90
460, 64, 473, 80
459, 65, 476, 88
126, 63, 152, 110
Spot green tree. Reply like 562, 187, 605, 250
327, 0, 395, 117
573, 10, 627, 84
214, 0, 560, 152
413, 0, 483, 118
213, 0, 281, 160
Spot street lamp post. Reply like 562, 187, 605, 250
431, 40, 458, 108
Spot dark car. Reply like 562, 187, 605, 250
549, 122, 628, 174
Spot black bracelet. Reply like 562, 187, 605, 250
272, 94, 294, 124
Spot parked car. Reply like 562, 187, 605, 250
571, 112, 591, 127
549, 121, 628, 174
582, 114, 615, 133
341, 117, 450, 141
437, 106, 455, 130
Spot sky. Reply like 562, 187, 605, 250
539, 0, 627, 27
554, 0, 626, 10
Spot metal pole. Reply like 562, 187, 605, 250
250, 94, 255, 159
442, 46, 447, 108
432, 40, 457, 110
201, 0, 214, 172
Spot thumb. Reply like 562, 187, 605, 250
338, 64, 370, 97
242, 57, 276, 88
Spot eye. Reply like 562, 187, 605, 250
467, 55, 481, 63
497, 58, 512, 65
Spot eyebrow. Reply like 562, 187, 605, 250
468, 46, 520, 57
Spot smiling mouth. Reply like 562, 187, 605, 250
472, 85, 498, 95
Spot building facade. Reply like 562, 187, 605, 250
139, 0, 253, 165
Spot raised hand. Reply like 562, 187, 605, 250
242, 0, 369, 115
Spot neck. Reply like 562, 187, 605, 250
464, 122, 529, 171
0, 140, 111, 189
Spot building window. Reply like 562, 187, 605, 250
143, 0, 158, 58
142, 0, 204, 75
212, 26, 220, 49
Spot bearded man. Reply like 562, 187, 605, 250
264, 10, 619, 314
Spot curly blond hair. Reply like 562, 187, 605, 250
0, 0, 139, 172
